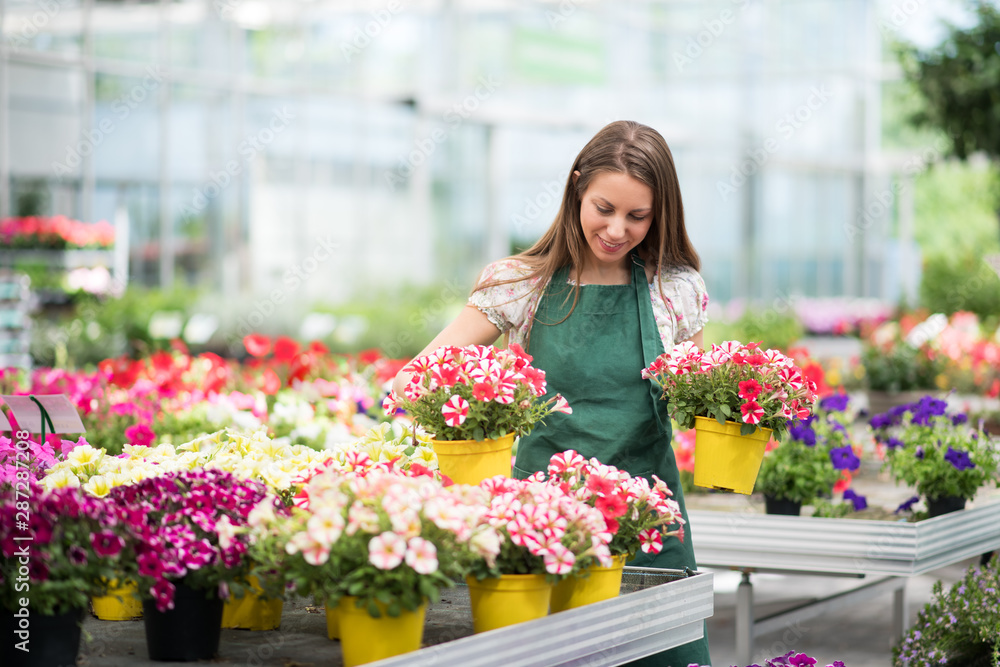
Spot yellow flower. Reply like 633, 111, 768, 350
43, 468, 81, 490
67, 444, 105, 469
83, 475, 114, 498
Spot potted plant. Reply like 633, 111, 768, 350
467, 475, 612, 632
872, 396, 998, 517
861, 333, 945, 415
253, 466, 499, 666
1, 482, 124, 667
642, 340, 818, 494
755, 393, 861, 515
893, 560, 998, 665
108, 469, 275, 662
384, 343, 572, 485
538, 450, 685, 611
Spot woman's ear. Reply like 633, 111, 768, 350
572, 170, 580, 186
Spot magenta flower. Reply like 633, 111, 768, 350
124, 422, 156, 448
180, 539, 217, 570
137, 551, 164, 578
91, 531, 124, 558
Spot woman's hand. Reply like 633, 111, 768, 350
391, 306, 503, 395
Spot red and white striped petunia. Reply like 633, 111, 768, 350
441, 394, 470, 427
638, 527, 663, 554
740, 400, 764, 425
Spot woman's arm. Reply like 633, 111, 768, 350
683, 328, 704, 350
391, 306, 503, 395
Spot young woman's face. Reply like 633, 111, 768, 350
578, 171, 653, 270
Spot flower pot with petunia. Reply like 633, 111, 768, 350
538, 451, 685, 611
253, 465, 498, 666
108, 470, 277, 662
1, 484, 126, 667
643, 341, 819, 494
872, 396, 998, 517
384, 344, 572, 486
467, 474, 613, 631
755, 393, 862, 515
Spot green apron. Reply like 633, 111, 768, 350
513, 255, 712, 667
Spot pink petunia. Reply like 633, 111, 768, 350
404, 537, 439, 575
368, 531, 407, 570
441, 395, 470, 427
740, 400, 764, 425
472, 382, 497, 402
543, 543, 576, 575
550, 395, 572, 415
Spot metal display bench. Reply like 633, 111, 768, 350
371, 568, 714, 667
689, 503, 1000, 664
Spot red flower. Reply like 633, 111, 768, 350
740, 400, 764, 425
441, 395, 470, 427
261, 369, 281, 396
472, 382, 497, 402
738, 379, 762, 400
243, 334, 271, 358
357, 348, 382, 365
595, 492, 627, 520
273, 336, 300, 362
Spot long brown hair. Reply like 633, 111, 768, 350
474, 120, 700, 340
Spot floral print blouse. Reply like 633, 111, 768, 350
468, 258, 710, 353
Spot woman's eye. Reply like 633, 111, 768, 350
630, 214, 647, 221
596, 206, 612, 215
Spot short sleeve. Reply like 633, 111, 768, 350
467, 259, 542, 335
648, 265, 710, 348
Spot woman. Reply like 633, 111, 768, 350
395, 120, 711, 666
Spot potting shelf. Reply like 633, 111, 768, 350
689, 502, 1000, 664
76, 568, 713, 667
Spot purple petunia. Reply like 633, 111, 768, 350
842, 489, 868, 512
829, 445, 861, 471
819, 393, 849, 412
788, 422, 817, 446
951, 413, 968, 426
915, 446, 925, 460
885, 437, 905, 449
944, 446, 976, 471
895, 495, 920, 514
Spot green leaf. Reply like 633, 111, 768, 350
740, 423, 757, 436
719, 404, 732, 417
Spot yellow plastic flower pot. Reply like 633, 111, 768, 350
465, 573, 552, 633
337, 596, 426, 667
430, 432, 515, 486
221, 576, 283, 631
693, 415, 772, 495
324, 603, 339, 640
91, 579, 143, 621
549, 555, 627, 612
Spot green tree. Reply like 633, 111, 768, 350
900, 1, 1000, 240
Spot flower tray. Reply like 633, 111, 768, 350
688, 500, 1000, 576
78, 569, 713, 666
0, 249, 114, 269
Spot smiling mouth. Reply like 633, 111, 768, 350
598, 237, 625, 252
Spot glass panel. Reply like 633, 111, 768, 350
4, 0, 82, 57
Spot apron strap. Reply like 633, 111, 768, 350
631, 254, 670, 436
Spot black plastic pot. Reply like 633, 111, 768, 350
2, 606, 84, 667
142, 581, 223, 662
764, 495, 802, 516
927, 495, 966, 518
